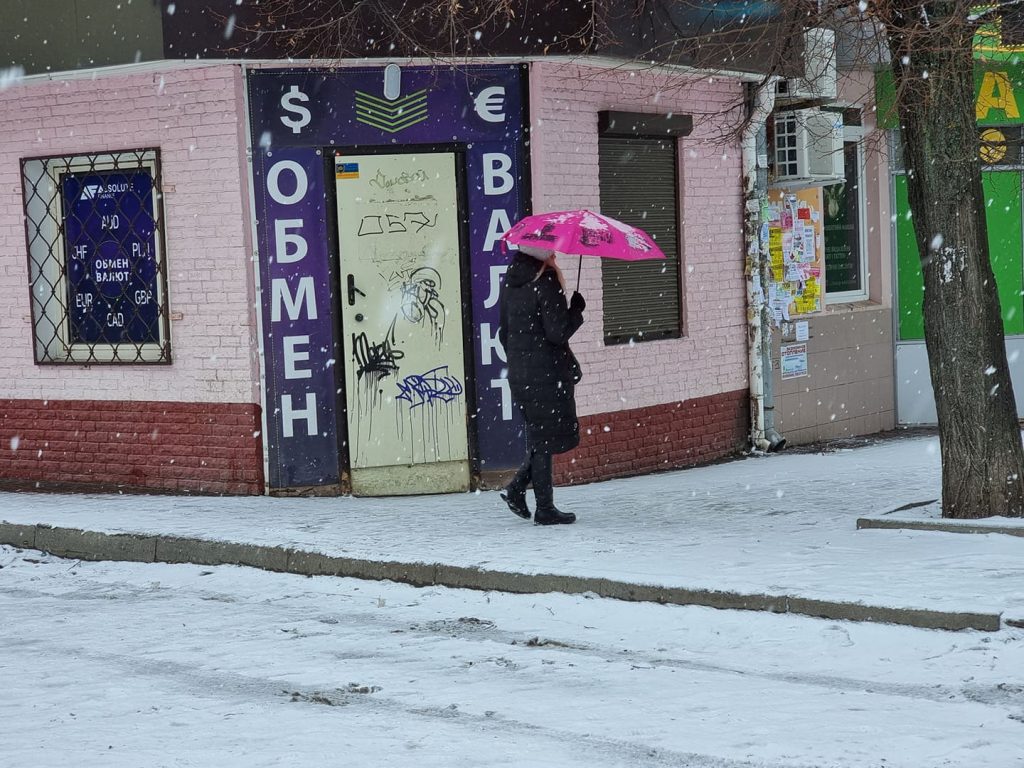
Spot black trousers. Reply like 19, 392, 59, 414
507, 446, 554, 508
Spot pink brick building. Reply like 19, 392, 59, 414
529, 63, 749, 482
0, 60, 752, 495
1, 65, 263, 493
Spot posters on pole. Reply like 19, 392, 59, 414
765, 187, 824, 324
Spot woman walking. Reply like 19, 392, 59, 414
498, 247, 586, 525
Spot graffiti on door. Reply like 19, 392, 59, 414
336, 153, 469, 471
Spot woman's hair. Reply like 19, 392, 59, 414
531, 253, 566, 292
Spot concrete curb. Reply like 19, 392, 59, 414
0, 521, 1002, 632
857, 516, 1024, 538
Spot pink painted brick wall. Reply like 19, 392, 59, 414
529, 63, 749, 418
0, 64, 259, 404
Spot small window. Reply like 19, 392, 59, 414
824, 141, 868, 301
598, 136, 682, 344
21, 149, 171, 363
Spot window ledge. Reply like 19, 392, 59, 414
824, 298, 886, 313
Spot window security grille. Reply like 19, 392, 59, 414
774, 112, 801, 178
772, 108, 844, 185
21, 149, 171, 364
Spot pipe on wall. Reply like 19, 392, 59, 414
742, 79, 786, 453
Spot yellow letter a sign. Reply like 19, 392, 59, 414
977, 71, 1021, 120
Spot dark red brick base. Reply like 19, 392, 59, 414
553, 388, 749, 485
0, 399, 264, 495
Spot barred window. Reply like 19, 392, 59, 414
21, 149, 171, 364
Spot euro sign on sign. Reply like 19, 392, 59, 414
473, 86, 506, 123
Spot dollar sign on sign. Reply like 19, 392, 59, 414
280, 85, 311, 135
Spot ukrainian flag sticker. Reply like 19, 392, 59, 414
335, 162, 359, 180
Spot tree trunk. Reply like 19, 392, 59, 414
888, 4, 1024, 518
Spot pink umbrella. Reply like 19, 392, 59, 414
501, 209, 666, 291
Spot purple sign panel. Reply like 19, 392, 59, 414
251, 147, 339, 488
248, 66, 528, 489
61, 170, 160, 344
466, 142, 529, 462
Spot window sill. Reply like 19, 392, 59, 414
824, 297, 885, 313
603, 330, 682, 347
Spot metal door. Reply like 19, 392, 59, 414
334, 152, 470, 495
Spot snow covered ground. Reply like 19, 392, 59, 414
2, 545, 1023, 768
3, 434, 1024, 619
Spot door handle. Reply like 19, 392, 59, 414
347, 274, 366, 306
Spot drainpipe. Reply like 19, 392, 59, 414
743, 79, 787, 453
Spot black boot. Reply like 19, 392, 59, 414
501, 487, 531, 519
529, 451, 575, 524
502, 448, 535, 520
534, 505, 576, 525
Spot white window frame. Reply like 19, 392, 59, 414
22, 149, 171, 364
825, 125, 870, 304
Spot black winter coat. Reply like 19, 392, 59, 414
499, 253, 584, 455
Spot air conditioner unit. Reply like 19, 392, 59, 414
772, 108, 844, 186
775, 28, 837, 103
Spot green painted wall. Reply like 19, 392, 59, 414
895, 171, 1024, 340
876, 62, 1024, 130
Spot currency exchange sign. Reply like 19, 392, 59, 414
61, 170, 160, 345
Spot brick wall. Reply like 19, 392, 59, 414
529, 63, 750, 420
0, 63, 259, 404
0, 399, 263, 494
553, 388, 748, 484
530, 63, 751, 483
0, 64, 263, 494
0, 61, 754, 496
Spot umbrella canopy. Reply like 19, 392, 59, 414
502, 210, 666, 262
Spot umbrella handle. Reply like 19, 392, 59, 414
576, 255, 582, 293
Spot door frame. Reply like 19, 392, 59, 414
325, 143, 482, 488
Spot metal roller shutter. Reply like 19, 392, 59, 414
598, 136, 682, 344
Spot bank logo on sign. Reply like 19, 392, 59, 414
355, 89, 428, 133
80, 184, 102, 201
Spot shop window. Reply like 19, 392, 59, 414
21, 149, 171, 364
597, 135, 682, 344
823, 139, 868, 301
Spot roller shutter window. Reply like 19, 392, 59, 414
598, 136, 682, 345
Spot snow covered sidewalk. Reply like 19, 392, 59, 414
2, 433, 1024, 629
